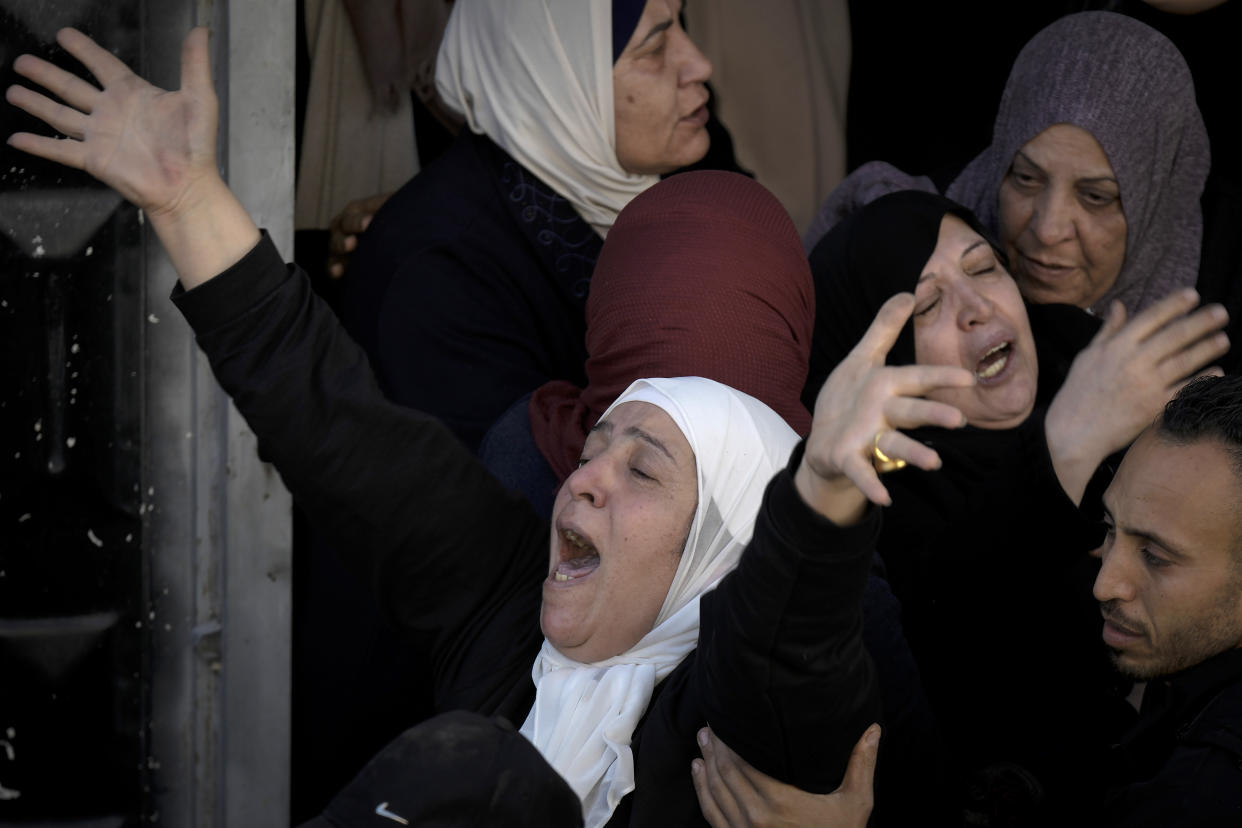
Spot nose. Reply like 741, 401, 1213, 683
1092, 542, 1137, 604
955, 283, 994, 330
675, 25, 713, 86
1028, 189, 1075, 247
566, 456, 611, 507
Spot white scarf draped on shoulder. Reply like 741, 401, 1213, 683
520, 377, 800, 827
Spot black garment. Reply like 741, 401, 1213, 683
340, 130, 601, 453
172, 234, 881, 824
306, 131, 601, 816
879, 409, 1125, 821
874, 304, 1128, 821
1103, 647, 1242, 825
301, 711, 584, 828
804, 190, 1129, 820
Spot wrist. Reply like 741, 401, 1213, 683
148, 173, 261, 289
794, 460, 868, 526
1044, 417, 1100, 507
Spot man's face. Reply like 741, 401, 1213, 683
1093, 430, 1242, 680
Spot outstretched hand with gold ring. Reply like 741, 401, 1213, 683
795, 294, 973, 525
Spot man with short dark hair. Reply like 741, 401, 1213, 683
1094, 374, 1242, 824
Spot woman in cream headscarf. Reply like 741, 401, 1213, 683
341, 0, 717, 451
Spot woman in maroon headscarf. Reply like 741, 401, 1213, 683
479, 169, 814, 519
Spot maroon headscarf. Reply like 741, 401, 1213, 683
530, 170, 815, 481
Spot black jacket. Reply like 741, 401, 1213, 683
172, 234, 881, 825
339, 131, 601, 452
1102, 647, 1242, 825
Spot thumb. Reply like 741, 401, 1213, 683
1094, 299, 1128, 342
180, 27, 214, 95
838, 724, 881, 794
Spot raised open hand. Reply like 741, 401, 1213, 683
797, 293, 973, 522
7, 27, 258, 288
1046, 288, 1229, 503
7, 27, 219, 217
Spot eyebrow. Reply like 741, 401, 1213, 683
626, 426, 676, 462
960, 240, 987, 259
635, 18, 673, 48
1101, 503, 1190, 562
1014, 150, 1118, 186
915, 240, 989, 286
589, 420, 678, 463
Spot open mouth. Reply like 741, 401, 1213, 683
975, 341, 1012, 381
553, 527, 600, 583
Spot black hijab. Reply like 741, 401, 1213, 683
803, 189, 1098, 411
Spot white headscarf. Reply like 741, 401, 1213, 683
519, 377, 800, 827
435, 0, 659, 237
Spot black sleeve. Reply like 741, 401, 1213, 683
171, 234, 547, 709
696, 442, 882, 794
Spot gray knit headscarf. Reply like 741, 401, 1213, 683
947, 11, 1209, 315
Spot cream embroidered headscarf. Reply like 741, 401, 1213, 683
519, 377, 800, 827
435, 0, 659, 237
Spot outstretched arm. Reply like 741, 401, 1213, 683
7, 27, 259, 287
696, 295, 971, 793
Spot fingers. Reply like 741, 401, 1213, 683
1120, 287, 1201, 343
839, 452, 892, 507
1093, 299, 1128, 342
885, 363, 976, 398
695, 728, 749, 826
875, 429, 943, 472
339, 213, 372, 237
180, 27, 214, 95
5, 84, 89, 139
839, 724, 879, 804
853, 293, 916, 362
883, 396, 967, 432
56, 28, 134, 88
5, 131, 87, 170
12, 53, 100, 112
691, 758, 730, 828
1155, 303, 1228, 348
329, 230, 360, 256
1158, 330, 1230, 387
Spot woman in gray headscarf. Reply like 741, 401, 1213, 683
805, 11, 1210, 318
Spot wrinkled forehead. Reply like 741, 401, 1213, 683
601, 386, 697, 470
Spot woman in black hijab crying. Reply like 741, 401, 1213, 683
805, 190, 1229, 821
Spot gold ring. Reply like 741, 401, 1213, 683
872, 431, 907, 473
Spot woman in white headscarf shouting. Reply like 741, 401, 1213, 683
7, 24, 977, 825
340, 0, 720, 452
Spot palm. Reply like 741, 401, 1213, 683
88, 76, 216, 213
7, 27, 218, 216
